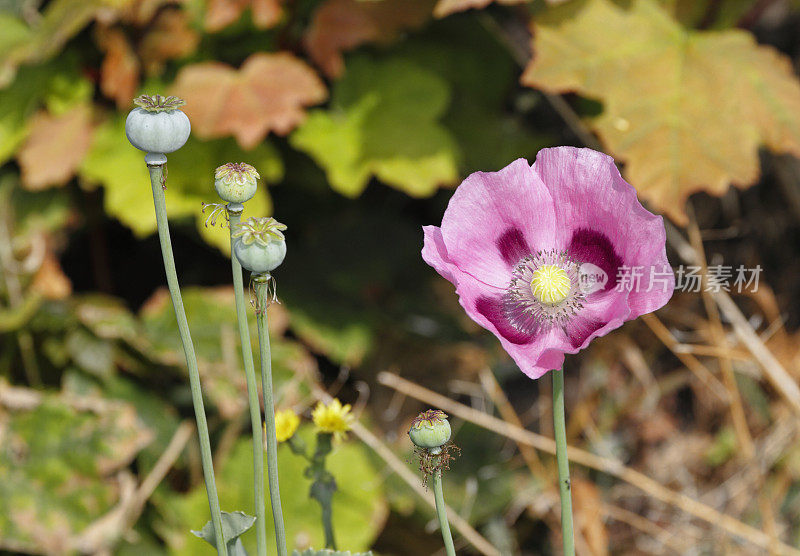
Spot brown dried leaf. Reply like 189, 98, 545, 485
304, 0, 434, 78
251, 0, 283, 27
138, 7, 200, 75
31, 251, 72, 300
120, 0, 157, 23
17, 104, 94, 191
433, 0, 527, 18
0, 0, 139, 86
204, 0, 283, 31
522, 0, 800, 225
96, 26, 140, 108
118, 0, 176, 25
171, 52, 327, 148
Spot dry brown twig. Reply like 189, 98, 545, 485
378, 372, 800, 556
664, 222, 800, 415
601, 502, 693, 554
310, 387, 501, 556
687, 205, 781, 549
478, 368, 550, 480
478, 370, 595, 553
672, 343, 753, 361
642, 313, 730, 403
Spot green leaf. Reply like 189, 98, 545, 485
139, 286, 313, 418
291, 55, 458, 198
276, 203, 427, 366
43, 65, 94, 115
0, 0, 134, 84
79, 115, 283, 253
0, 12, 32, 62
101, 375, 182, 474
74, 294, 142, 344
116, 528, 169, 556
292, 550, 373, 556
705, 426, 737, 467
287, 309, 372, 367
65, 328, 115, 380
438, 422, 516, 523
8, 177, 72, 237
155, 428, 387, 555
0, 380, 152, 553
63, 369, 184, 475
397, 17, 549, 173
191, 510, 256, 556
0, 62, 51, 164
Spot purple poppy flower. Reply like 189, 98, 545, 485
422, 147, 674, 379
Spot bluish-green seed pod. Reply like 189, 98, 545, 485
125, 94, 190, 154
234, 239, 286, 274
231, 216, 288, 274
409, 409, 451, 452
215, 162, 259, 203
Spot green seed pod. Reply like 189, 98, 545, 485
214, 162, 260, 204
232, 216, 287, 274
125, 94, 190, 154
409, 409, 451, 452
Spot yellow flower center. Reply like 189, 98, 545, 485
530, 264, 571, 306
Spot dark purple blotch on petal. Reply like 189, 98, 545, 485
569, 228, 623, 291
565, 315, 606, 349
496, 227, 530, 266
475, 296, 535, 345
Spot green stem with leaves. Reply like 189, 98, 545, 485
147, 159, 227, 556
227, 205, 267, 556
309, 432, 337, 549
254, 276, 288, 556
432, 466, 456, 556
553, 368, 575, 556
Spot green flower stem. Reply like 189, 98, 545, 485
320, 495, 335, 550
147, 160, 227, 556
432, 467, 456, 556
309, 433, 337, 549
254, 276, 288, 556
227, 205, 267, 556
552, 368, 575, 556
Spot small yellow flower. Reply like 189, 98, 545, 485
312, 399, 353, 440
274, 409, 300, 443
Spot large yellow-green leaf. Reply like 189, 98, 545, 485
0, 55, 94, 171
0, 63, 51, 164
0, 0, 134, 85
79, 115, 282, 253
522, 0, 800, 224
0, 12, 31, 64
291, 55, 459, 198
155, 429, 388, 554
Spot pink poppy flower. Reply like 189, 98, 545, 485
422, 147, 674, 379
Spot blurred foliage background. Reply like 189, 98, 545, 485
2, 0, 800, 554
